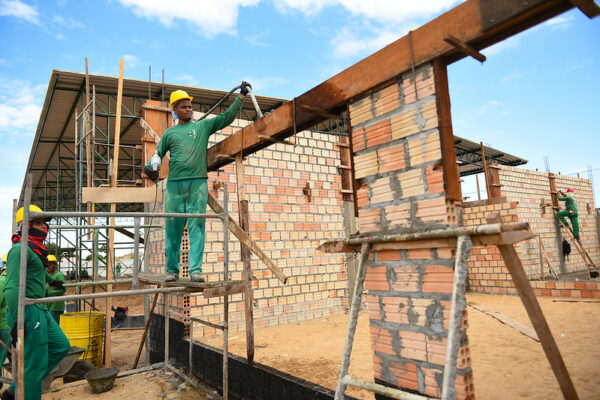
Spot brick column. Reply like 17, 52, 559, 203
349, 63, 474, 399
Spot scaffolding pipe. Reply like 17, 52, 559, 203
32, 211, 223, 219
49, 224, 160, 229
133, 217, 140, 289
25, 286, 186, 305
63, 279, 133, 288
223, 185, 230, 400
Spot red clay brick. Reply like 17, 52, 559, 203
364, 266, 390, 291
365, 120, 392, 148
378, 143, 406, 173
423, 265, 454, 293
426, 165, 444, 194
352, 126, 366, 151
391, 266, 420, 292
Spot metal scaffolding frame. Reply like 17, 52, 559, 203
12, 174, 236, 400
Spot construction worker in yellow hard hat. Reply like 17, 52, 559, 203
45, 254, 66, 324
3, 205, 70, 400
143, 82, 251, 283
0, 262, 11, 384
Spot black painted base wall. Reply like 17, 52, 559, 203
149, 314, 358, 400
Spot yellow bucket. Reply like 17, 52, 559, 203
60, 311, 105, 367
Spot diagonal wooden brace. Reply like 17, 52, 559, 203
207, 194, 288, 284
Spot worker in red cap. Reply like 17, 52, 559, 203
557, 188, 579, 239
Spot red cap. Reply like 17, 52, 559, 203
566, 188, 574, 193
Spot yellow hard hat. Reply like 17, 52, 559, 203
1, 253, 7, 263
47, 254, 58, 263
170, 90, 193, 108
15, 204, 50, 224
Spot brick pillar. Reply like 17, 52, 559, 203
349, 63, 474, 399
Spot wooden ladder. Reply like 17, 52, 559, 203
553, 210, 598, 278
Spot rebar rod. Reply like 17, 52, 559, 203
25, 286, 186, 304
49, 224, 160, 229
63, 279, 132, 288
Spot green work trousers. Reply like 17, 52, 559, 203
7, 306, 70, 400
165, 178, 208, 275
0, 328, 11, 375
558, 209, 579, 238
49, 310, 63, 325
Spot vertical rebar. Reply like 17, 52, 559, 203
161, 68, 165, 102
441, 235, 472, 400
334, 243, 370, 400
15, 173, 33, 399
222, 185, 229, 400
133, 217, 140, 290
148, 65, 152, 100
165, 293, 170, 370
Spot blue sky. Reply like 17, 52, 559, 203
0, 0, 599, 253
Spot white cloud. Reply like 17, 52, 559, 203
123, 54, 140, 68
0, 0, 39, 24
543, 15, 574, 31
241, 76, 289, 92
177, 74, 200, 87
331, 25, 412, 58
53, 15, 84, 29
0, 78, 45, 133
118, 0, 260, 37
245, 28, 270, 47
275, 0, 460, 23
482, 34, 521, 56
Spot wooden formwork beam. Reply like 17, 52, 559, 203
206, 0, 576, 171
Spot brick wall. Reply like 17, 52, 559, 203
498, 165, 599, 276
145, 113, 349, 337
350, 63, 474, 399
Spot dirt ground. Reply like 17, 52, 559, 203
204, 293, 600, 399
43, 293, 600, 399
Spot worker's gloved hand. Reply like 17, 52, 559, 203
143, 165, 159, 183
49, 279, 65, 291
240, 81, 252, 96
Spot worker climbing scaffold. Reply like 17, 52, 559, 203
557, 188, 579, 240
3, 205, 70, 400
143, 82, 252, 283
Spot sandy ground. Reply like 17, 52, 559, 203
38, 293, 600, 399
204, 294, 600, 399
66, 281, 145, 315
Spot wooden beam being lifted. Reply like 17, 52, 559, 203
206, 0, 576, 171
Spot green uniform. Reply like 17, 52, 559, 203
146, 96, 243, 275
46, 270, 66, 324
5, 243, 70, 400
0, 273, 12, 373
558, 194, 579, 238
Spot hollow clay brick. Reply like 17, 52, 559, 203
365, 119, 392, 148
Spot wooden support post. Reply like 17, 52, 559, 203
487, 213, 578, 400
133, 291, 159, 369
433, 59, 462, 201
105, 58, 124, 367
539, 236, 544, 280
235, 153, 255, 362
475, 174, 481, 201
496, 243, 579, 400
480, 142, 492, 201
11, 199, 17, 234
548, 173, 566, 274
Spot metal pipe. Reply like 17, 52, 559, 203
165, 293, 169, 370
16, 173, 33, 399
341, 376, 432, 400
223, 185, 229, 400
247, 88, 263, 118
49, 224, 161, 229
169, 311, 225, 330
63, 279, 132, 288
441, 235, 472, 400
334, 243, 371, 400
25, 286, 186, 305
341, 222, 529, 246
32, 211, 224, 219
133, 217, 140, 289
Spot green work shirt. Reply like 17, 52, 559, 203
46, 270, 66, 312
147, 96, 243, 180
0, 274, 10, 330
558, 194, 578, 212
5, 243, 52, 322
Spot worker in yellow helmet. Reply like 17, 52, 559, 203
3, 205, 70, 400
1, 254, 7, 268
143, 83, 251, 283
45, 255, 66, 324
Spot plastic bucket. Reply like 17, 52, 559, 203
60, 311, 105, 367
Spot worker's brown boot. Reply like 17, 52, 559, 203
190, 273, 205, 283
165, 272, 179, 282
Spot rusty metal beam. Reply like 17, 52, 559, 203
206, 0, 575, 171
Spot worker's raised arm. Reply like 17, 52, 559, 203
208, 95, 244, 134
